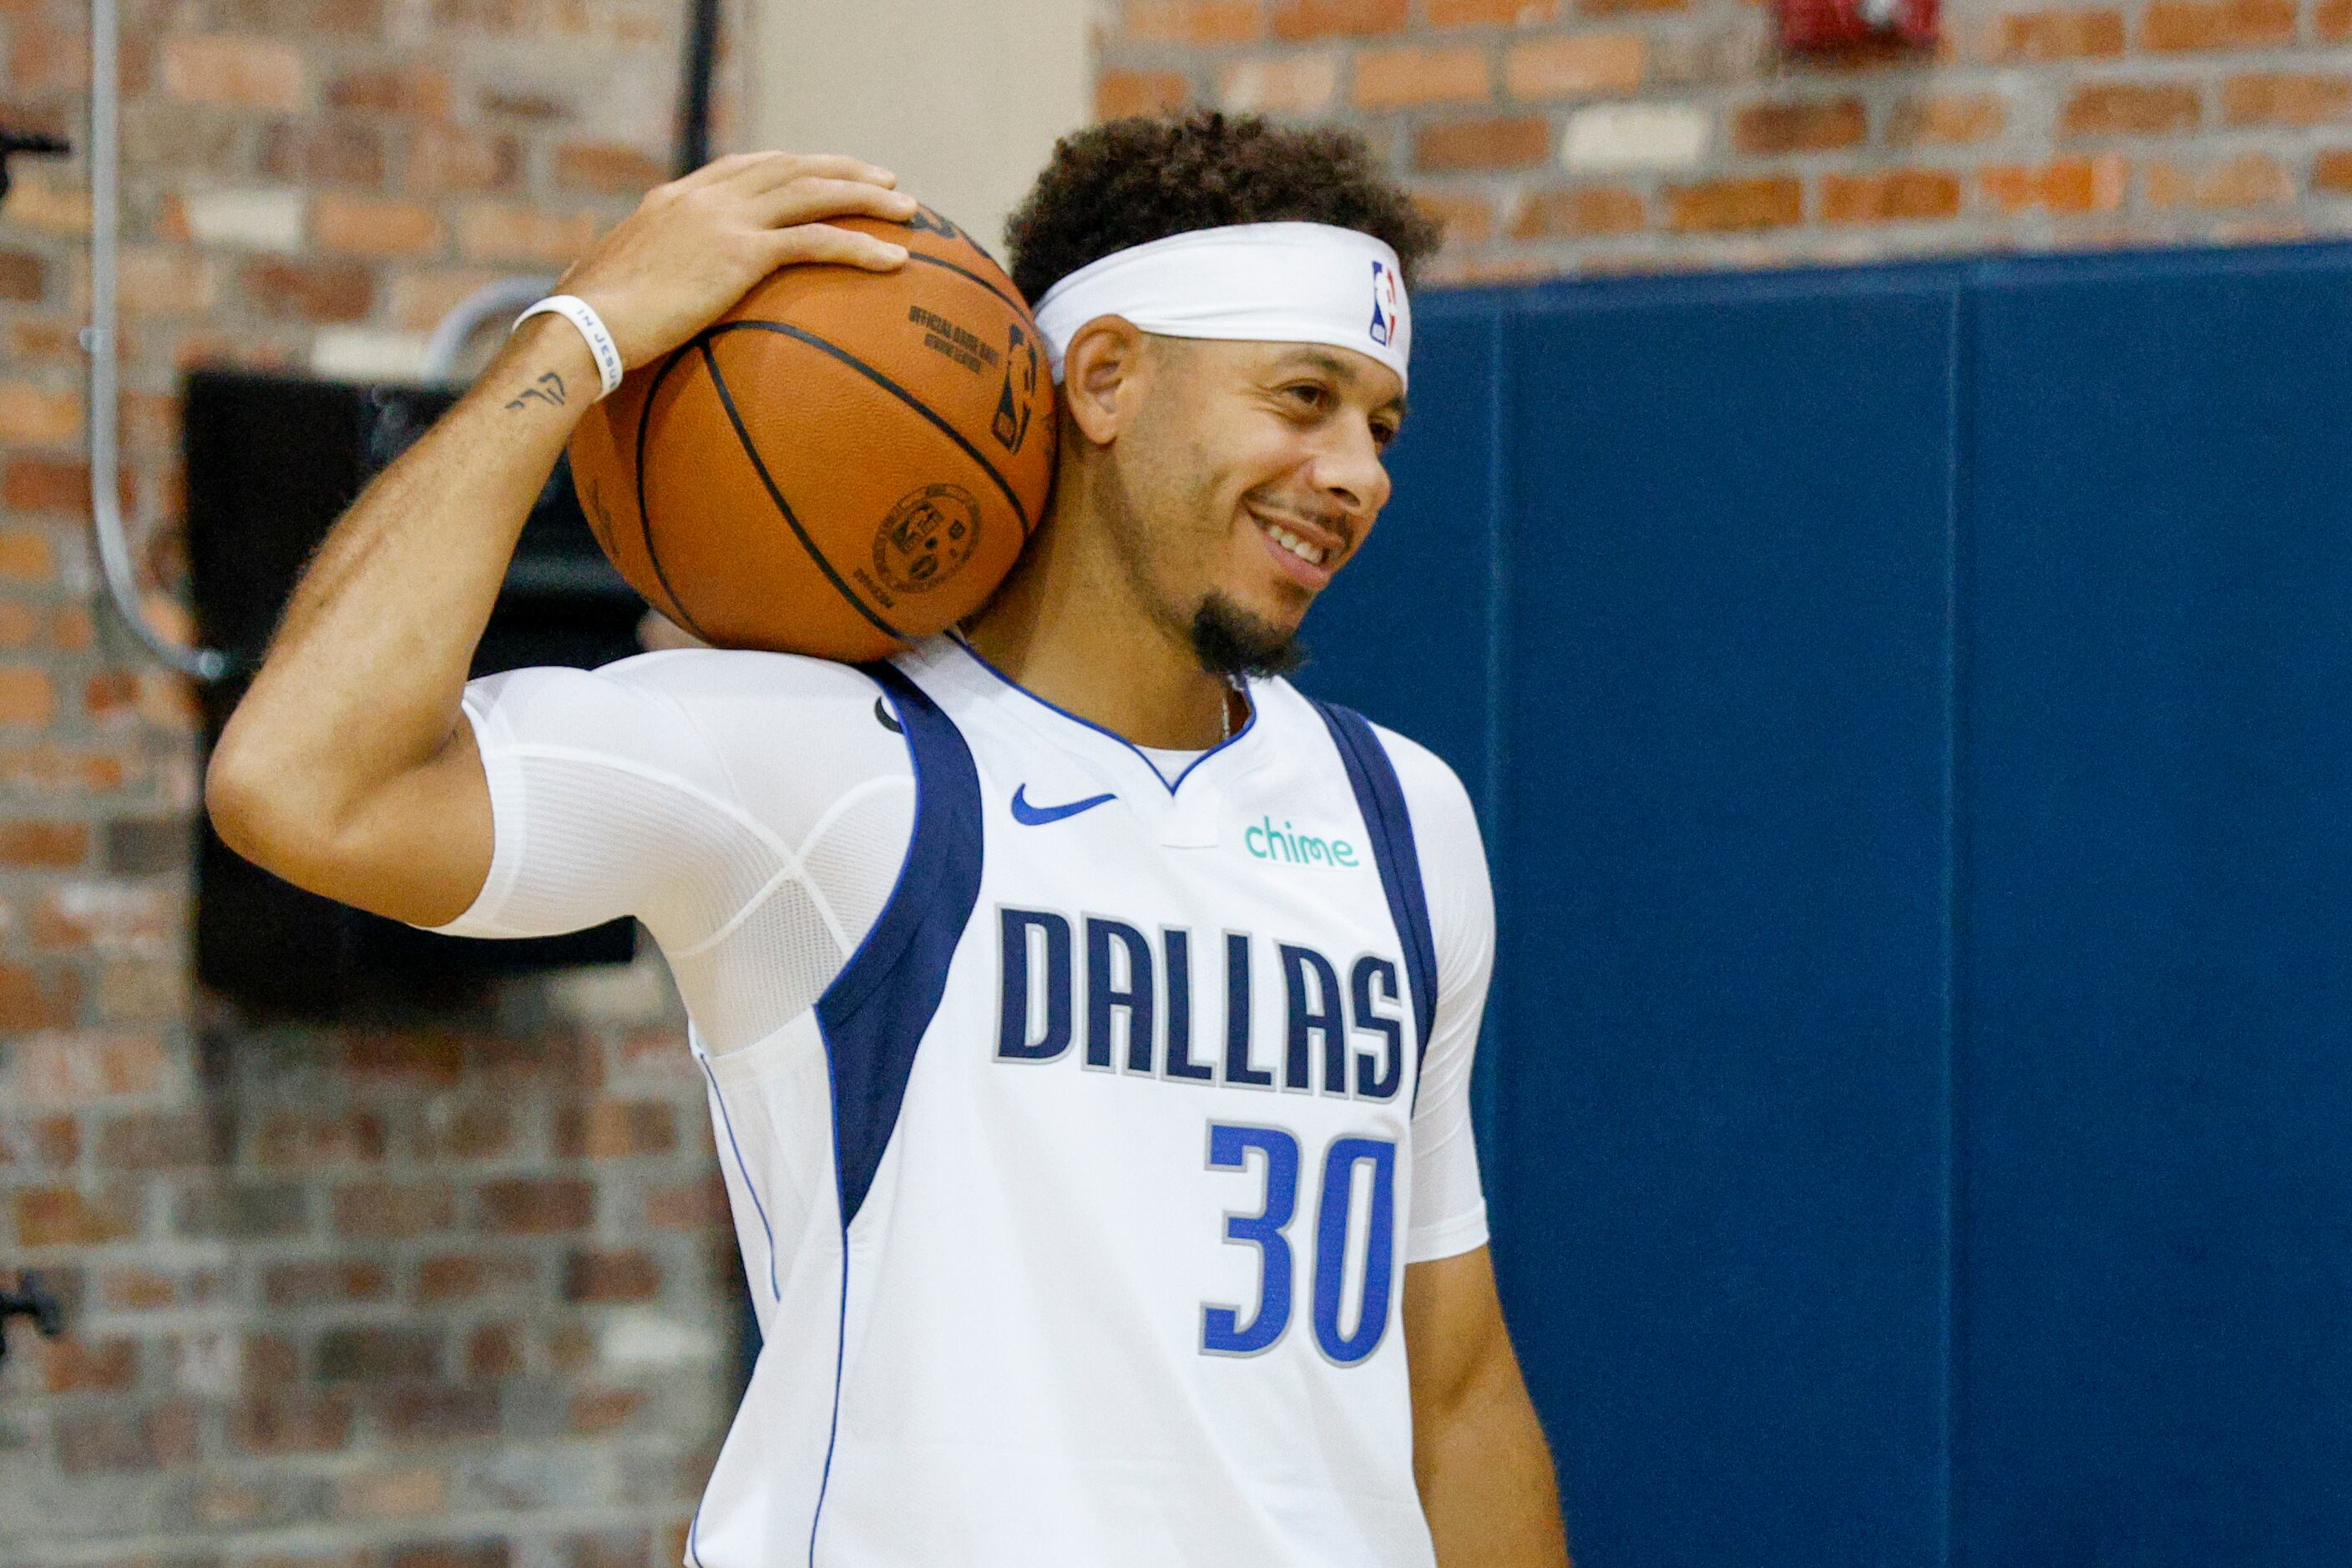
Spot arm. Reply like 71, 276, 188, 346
204, 153, 917, 928
1406, 1245, 1572, 1567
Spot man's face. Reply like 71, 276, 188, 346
1097, 336, 1406, 673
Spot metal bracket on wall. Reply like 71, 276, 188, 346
0, 1272, 64, 1365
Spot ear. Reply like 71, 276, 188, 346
1059, 316, 1146, 446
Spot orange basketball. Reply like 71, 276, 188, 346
568, 205, 1056, 662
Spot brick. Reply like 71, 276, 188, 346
336, 1465, 451, 1520
8, 1030, 167, 1105
1993, 7, 2123, 58
2141, 0, 2295, 50
259, 119, 388, 187
1504, 33, 1643, 98
2143, 151, 2293, 207
255, 1108, 387, 1166
647, 1171, 729, 1229
414, 1251, 533, 1302
417, 1102, 515, 1161
2060, 82, 2202, 139
467, 1322, 523, 1378
242, 257, 375, 324
564, 1247, 662, 1302
17, 1186, 137, 1246
319, 1325, 443, 1381
1216, 52, 1342, 113
1562, 102, 1708, 170
1125, 0, 1265, 43
1733, 96, 1866, 154
481, 86, 569, 121
2223, 73, 2352, 127
39, 1335, 137, 1393
0, 382, 84, 445
311, 193, 444, 257
33, 881, 175, 953
1353, 45, 1491, 108
0, 965, 83, 1033
0, 660, 55, 722
104, 818, 185, 876
382, 1541, 508, 1568
0, 525, 51, 582
382, 1383, 500, 1439
347, 1030, 467, 1083
328, 67, 451, 117
558, 1530, 648, 1568
181, 186, 306, 250
0, 249, 44, 301
1095, 68, 1193, 119
175, 1181, 308, 1240
1413, 187, 1497, 243
556, 1099, 676, 1159
1428, 0, 1560, 19
1512, 183, 1646, 236
554, 141, 667, 195
230, 1392, 356, 1454
0, 819, 87, 866
2323, 0, 2352, 37
1665, 175, 1803, 230
1413, 114, 1552, 170
1889, 91, 2007, 145
1976, 154, 2129, 213
333, 1180, 454, 1238
214, 0, 383, 29
99, 1110, 224, 1167
5, 175, 91, 235
54, 1401, 200, 1473
480, 1176, 594, 1233
265, 1260, 392, 1305
1271, 0, 1405, 38
567, 1388, 646, 1438
455, 204, 601, 267
2, 455, 89, 513
2314, 149, 2352, 190
161, 36, 308, 110
1820, 169, 1964, 222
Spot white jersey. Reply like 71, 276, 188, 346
422, 634, 1495, 1565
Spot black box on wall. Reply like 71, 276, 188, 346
185, 369, 642, 1013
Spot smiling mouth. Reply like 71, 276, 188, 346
1258, 516, 1329, 567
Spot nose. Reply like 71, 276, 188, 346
1312, 413, 1391, 522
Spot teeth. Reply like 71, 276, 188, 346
1262, 520, 1328, 567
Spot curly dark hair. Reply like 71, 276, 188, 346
1004, 109, 1444, 306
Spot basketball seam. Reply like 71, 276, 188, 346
633, 346, 724, 644
902, 250, 1025, 316
697, 337, 913, 646
709, 321, 1039, 540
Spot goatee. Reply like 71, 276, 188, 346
1190, 594, 1306, 680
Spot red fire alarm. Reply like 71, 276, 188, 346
1778, 0, 1938, 51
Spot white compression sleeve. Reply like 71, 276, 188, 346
1381, 725, 1496, 1264
417, 649, 915, 1057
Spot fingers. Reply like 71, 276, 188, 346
764, 222, 908, 272
746, 175, 918, 231
694, 149, 898, 195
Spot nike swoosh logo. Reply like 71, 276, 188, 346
1010, 785, 1116, 826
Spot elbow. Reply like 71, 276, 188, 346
204, 743, 313, 880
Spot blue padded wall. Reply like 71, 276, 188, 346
1301, 240, 2352, 1568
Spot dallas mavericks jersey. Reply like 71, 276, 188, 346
687, 635, 1454, 1565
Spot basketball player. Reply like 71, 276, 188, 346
207, 113, 1570, 1565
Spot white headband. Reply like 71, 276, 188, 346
1031, 221, 1411, 392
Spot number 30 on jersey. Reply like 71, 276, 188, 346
1202, 1124, 1397, 1364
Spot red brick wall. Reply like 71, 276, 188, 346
1095, 0, 2352, 280
0, 4, 746, 1565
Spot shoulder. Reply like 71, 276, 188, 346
1363, 720, 1479, 845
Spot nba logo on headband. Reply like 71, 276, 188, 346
1369, 260, 1399, 348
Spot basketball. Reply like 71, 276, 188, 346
566, 205, 1056, 663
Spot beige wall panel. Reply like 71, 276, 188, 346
745, 0, 1094, 266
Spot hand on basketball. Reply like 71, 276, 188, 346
557, 151, 917, 370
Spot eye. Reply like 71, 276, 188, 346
1282, 382, 1331, 413
1371, 419, 1400, 449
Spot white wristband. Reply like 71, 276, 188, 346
512, 294, 625, 400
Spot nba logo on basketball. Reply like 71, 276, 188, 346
1368, 260, 1399, 348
